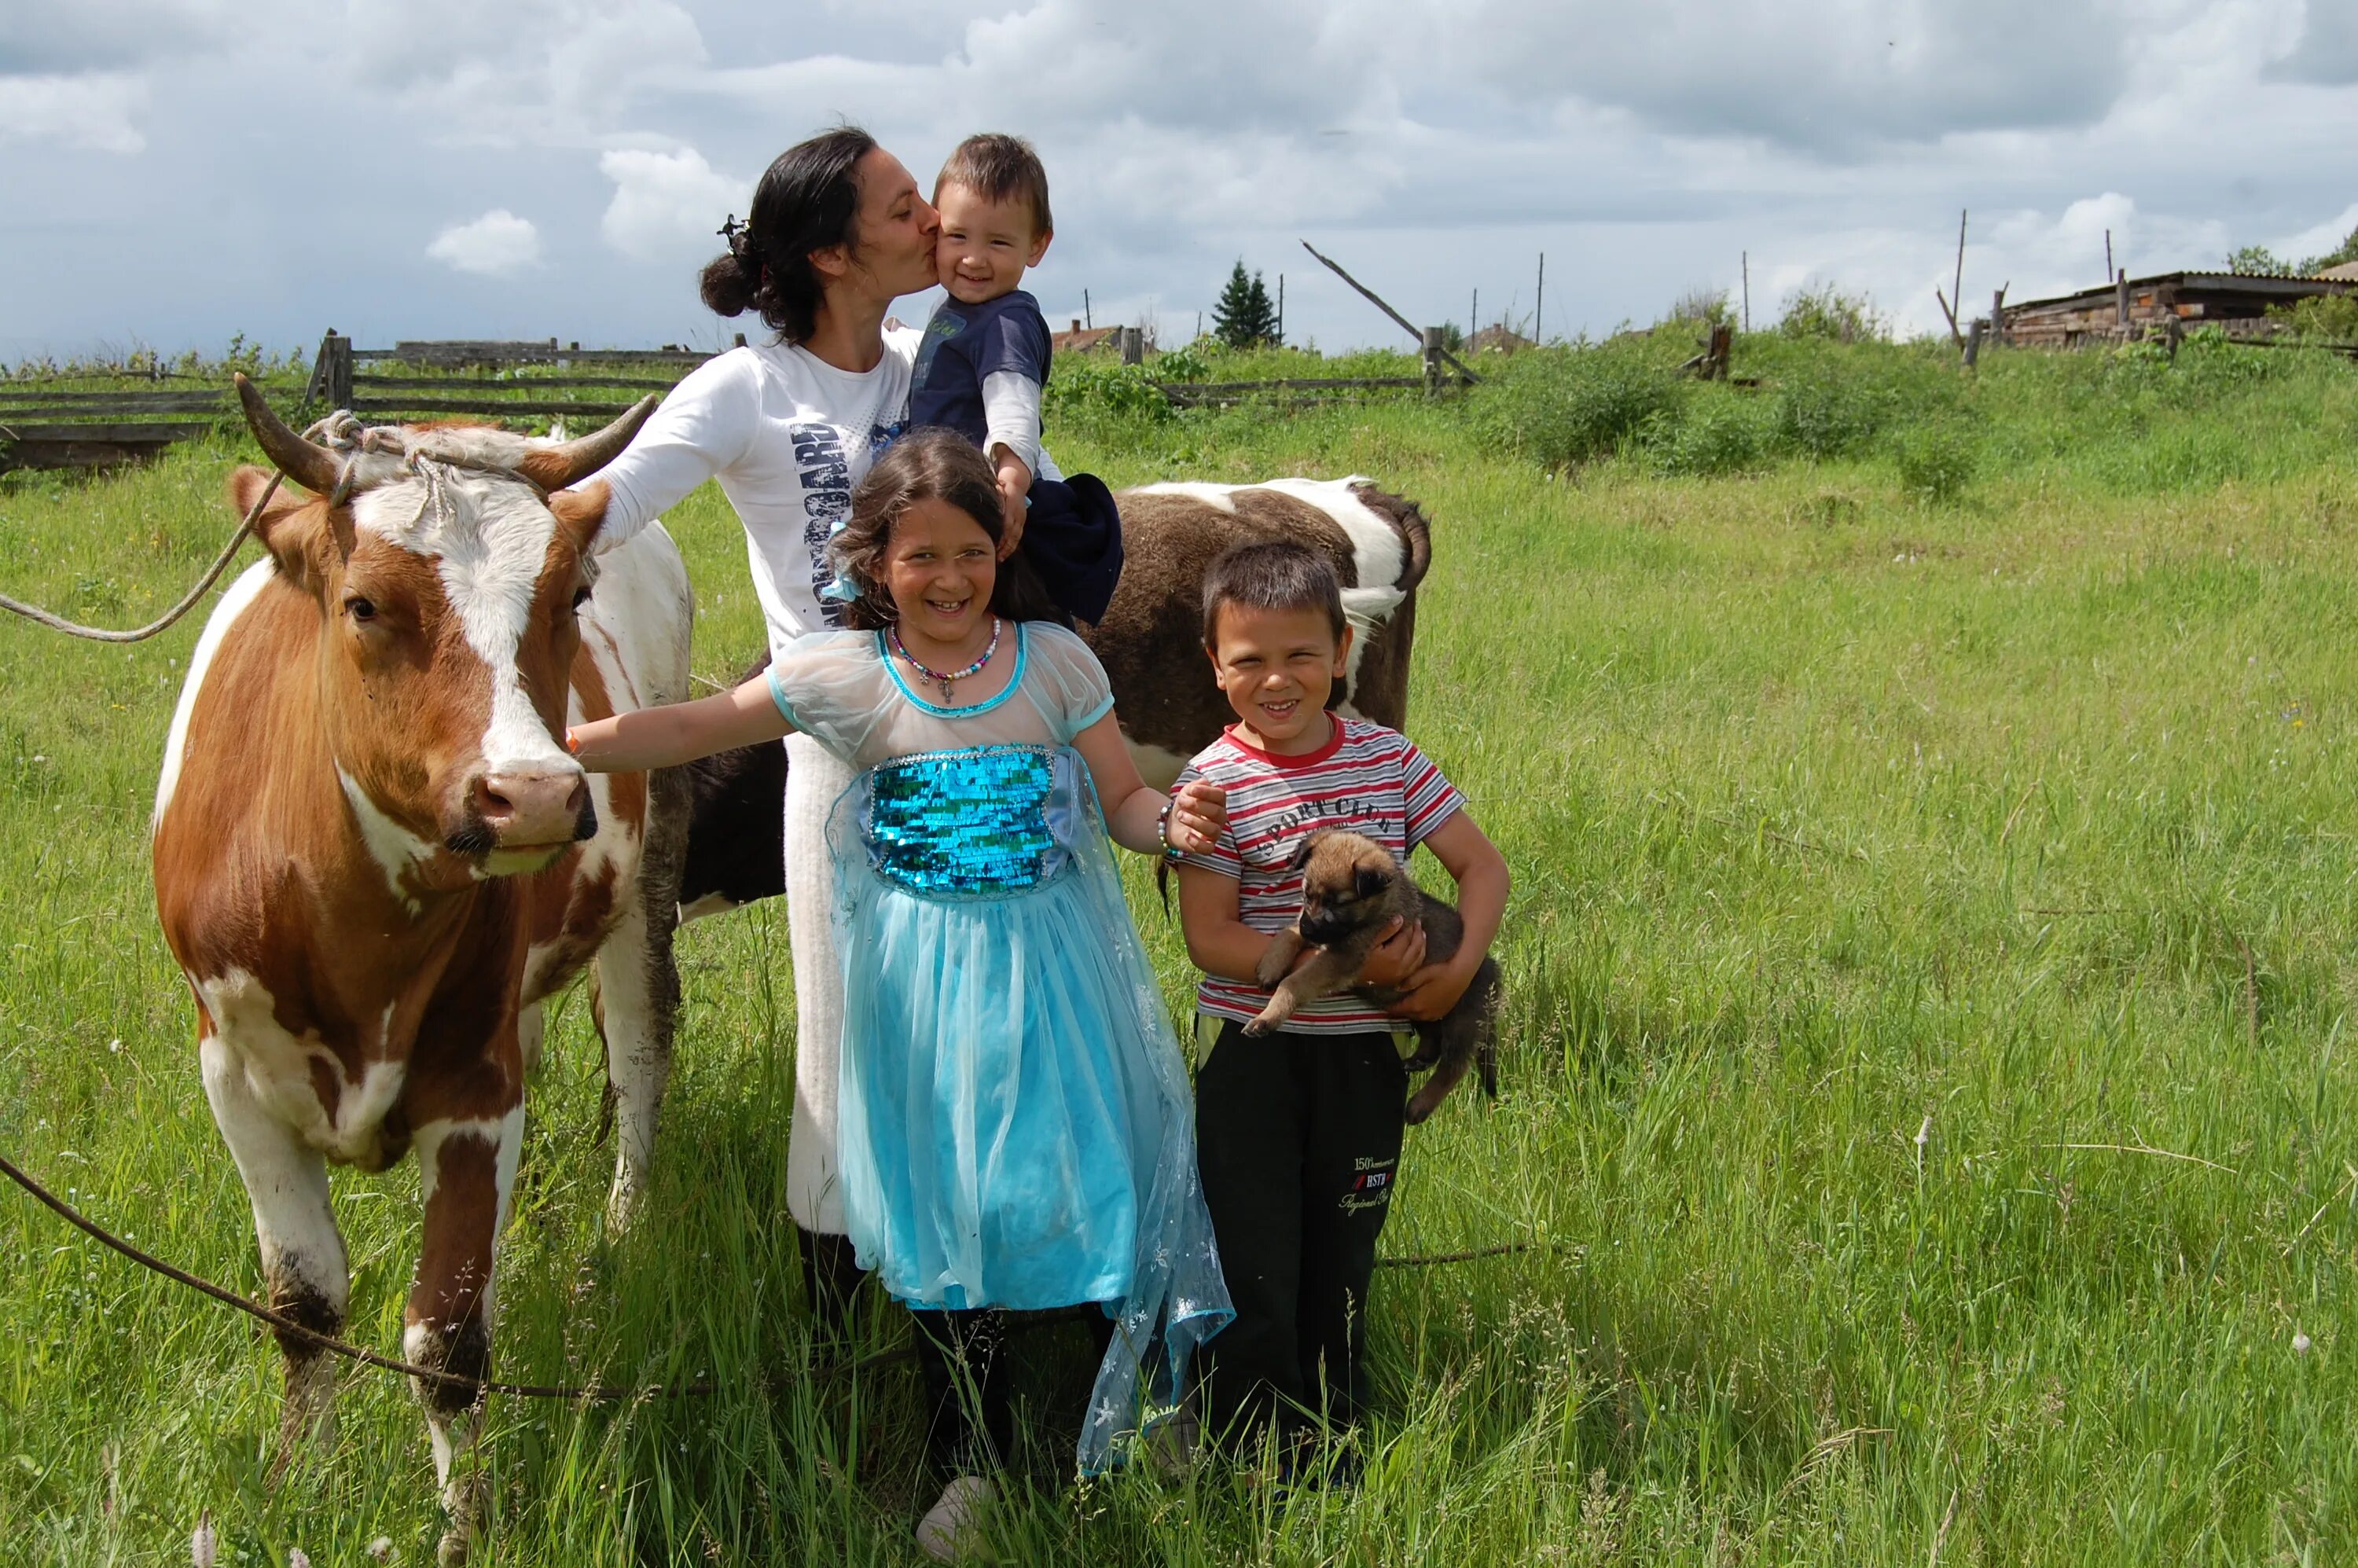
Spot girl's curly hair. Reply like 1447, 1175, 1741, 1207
830, 429, 1060, 630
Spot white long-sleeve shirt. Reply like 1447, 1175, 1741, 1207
598, 331, 920, 655
978, 370, 1063, 485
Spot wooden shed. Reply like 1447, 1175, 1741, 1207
1999, 270, 2353, 347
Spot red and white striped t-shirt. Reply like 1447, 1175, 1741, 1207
1175, 716, 1466, 1034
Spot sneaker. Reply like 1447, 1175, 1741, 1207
915, 1474, 996, 1562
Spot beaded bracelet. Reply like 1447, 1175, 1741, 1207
1156, 799, 1185, 861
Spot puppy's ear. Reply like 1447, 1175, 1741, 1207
1289, 835, 1320, 872
1354, 864, 1390, 899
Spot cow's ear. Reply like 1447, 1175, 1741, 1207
230, 465, 342, 593
548, 484, 609, 555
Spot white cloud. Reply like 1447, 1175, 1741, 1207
7, 1, 2358, 359
599, 145, 747, 263
426, 209, 543, 276
2273, 203, 2358, 267
0, 71, 146, 153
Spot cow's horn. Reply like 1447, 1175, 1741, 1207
520, 395, 659, 491
234, 374, 343, 497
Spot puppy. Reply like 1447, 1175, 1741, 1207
1248, 829, 1500, 1124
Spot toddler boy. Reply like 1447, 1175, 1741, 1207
1173, 542, 1510, 1464
912, 132, 1122, 622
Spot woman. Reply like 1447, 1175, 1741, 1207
577, 127, 939, 1312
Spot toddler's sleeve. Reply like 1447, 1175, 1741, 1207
1027, 623, 1116, 744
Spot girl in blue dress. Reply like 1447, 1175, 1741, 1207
568, 429, 1232, 1542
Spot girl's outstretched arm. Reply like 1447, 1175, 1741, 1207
567, 676, 793, 774
1071, 710, 1226, 856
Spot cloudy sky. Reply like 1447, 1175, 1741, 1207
4, 0, 2356, 362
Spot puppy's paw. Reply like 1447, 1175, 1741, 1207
1243, 1017, 1274, 1037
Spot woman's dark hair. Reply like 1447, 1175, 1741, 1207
700, 126, 876, 343
830, 429, 1059, 630
1199, 541, 1347, 648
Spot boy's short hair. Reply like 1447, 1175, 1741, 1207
936, 133, 1053, 237
1200, 542, 1346, 648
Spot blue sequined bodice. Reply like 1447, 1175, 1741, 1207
859, 744, 1079, 897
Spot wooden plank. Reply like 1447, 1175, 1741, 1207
1157, 377, 1427, 395
0, 391, 232, 414
356, 374, 683, 392
0, 420, 214, 442
355, 344, 712, 367
347, 398, 650, 418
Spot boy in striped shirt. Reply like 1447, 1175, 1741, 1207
1173, 542, 1509, 1468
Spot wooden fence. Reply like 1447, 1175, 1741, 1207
0, 322, 1473, 473
0, 331, 724, 472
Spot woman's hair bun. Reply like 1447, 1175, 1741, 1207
698, 217, 761, 318
698, 127, 876, 344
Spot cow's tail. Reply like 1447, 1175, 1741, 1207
1348, 482, 1434, 596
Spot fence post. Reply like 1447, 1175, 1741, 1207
1422, 327, 1444, 396
326, 332, 354, 409
1119, 326, 1143, 365
2114, 268, 2129, 329
1963, 318, 1984, 371
1989, 288, 2007, 347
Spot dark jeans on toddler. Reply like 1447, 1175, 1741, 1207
1193, 1019, 1408, 1448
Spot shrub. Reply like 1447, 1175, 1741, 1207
1150, 343, 1211, 384
1647, 391, 1775, 476
1468, 342, 1687, 469
1044, 358, 1170, 426
1776, 368, 1889, 459
2268, 292, 2358, 341
1778, 284, 1887, 343
1665, 287, 1732, 329
1890, 420, 1978, 504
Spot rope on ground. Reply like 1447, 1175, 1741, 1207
1, 1148, 1554, 1404
0, 472, 280, 643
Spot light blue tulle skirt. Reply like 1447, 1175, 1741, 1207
826, 744, 1231, 1471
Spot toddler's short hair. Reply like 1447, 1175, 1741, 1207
936, 133, 1053, 237
1200, 542, 1346, 648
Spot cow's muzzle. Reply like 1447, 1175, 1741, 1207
459, 769, 597, 858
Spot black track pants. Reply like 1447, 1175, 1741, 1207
1193, 1019, 1407, 1445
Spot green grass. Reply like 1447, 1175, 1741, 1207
4, 340, 2358, 1563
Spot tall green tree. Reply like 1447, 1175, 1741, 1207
1210, 259, 1280, 348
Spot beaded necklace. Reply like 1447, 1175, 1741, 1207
887, 616, 1002, 703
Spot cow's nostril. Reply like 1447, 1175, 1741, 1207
472, 779, 515, 822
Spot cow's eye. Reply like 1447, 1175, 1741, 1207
345, 596, 376, 623
571, 586, 593, 612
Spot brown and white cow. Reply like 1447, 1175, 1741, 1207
152, 380, 692, 1563
674, 476, 1434, 916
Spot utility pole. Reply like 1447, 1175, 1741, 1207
1276, 274, 1284, 344
1084, 288, 1092, 330
1742, 251, 1750, 332
1535, 254, 1544, 343
1470, 288, 1478, 345
2104, 229, 2114, 281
